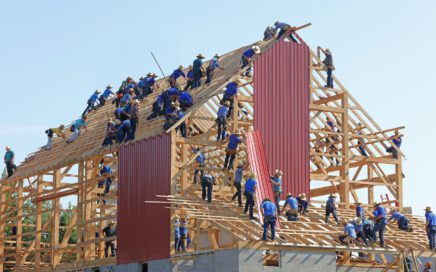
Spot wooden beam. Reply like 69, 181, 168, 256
32, 188, 79, 204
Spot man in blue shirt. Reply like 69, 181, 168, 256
192, 147, 205, 184
325, 194, 339, 224
339, 221, 357, 245
231, 162, 246, 207
386, 132, 403, 159
297, 193, 309, 214
102, 119, 117, 147
82, 90, 101, 117
174, 221, 181, 251
120, 89, 134, 107
222, 79, 241, 118
244, 173, 257, 220
322, 48, 335, 88
389, 209, 412, 232
261, 198, 277, 241
177, 219, 188, 252
352, 217, 368, 246
98, 162, 113, 205
241, 46, 260, 76
223, 132, 243, 170
201, 172, 214, 203
282, 193, 299, 221
205, 53, 224, 85
117, 119, 131, 143
147, 91, 165, 120
425, 207, 436, 250
98, 85, 115, 107
356, 202, 364, 220
178, 91, 193, 109
263, 26, 276, 41
274, 21, 298, 42
192, 53, 205, 88
270, 169, 283, 214
169, 65, 186, 89
176, 108, 187, 138
4, 146, 15, 178
371, 202, 387, 248
183, 65, 195, 91
66, 117, 87, 144
216, 101, 230, 142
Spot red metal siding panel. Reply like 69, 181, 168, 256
254, 38, 310, 199
117, 134, 171, 264
246, 131, 280, 227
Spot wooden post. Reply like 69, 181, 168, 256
0, 180, 5, 271
76, 161, 84, 262
15, 179, 23, 267
34, 175, 43, 269
340, 96, 350, 208
181, 143, 188, 189
170, 130, 177, 254
51, 170, 61, 268
396, 158, 403, 211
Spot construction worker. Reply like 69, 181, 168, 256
352, 217, 368, 246
176, 107, 187, 138
325, 194, 339, 224
261, 198, 277, 241
205, 53, 224, 85
201, 172, 214, 203
102, 119, 117, 146
66, 117, 87, 144
371, 202, 387, 248
338, 221, 356, 245
184, 65, 195, 91
99, 162, 113, 196
423, 261, 432, 272
425, 206, 436, 250
178, 219, 188, 252
163, 102, 179, 130
282, 193, 299, 221
128, 100, 139, 140
274, 21, 298, 42
82, 90, 101, 117
297, 193, 309, 214
178, 91, 193, 110
117, 119, 131, 143
4, 146, 15, 178
192, 53, 205, 88
241, 45, 260, 76
356, 202, 364, 219
174, 220, 181, 251
244, 173, 257, 220
362, 217, 375, 242
231, 162, 245, 207
99, 85, 115, 107
216, 101, 230, 142
169, 65, 186, 89
118, 76, 134, 93
356, 123, 368, 157
222, 79, 241, 118
389, 209, 413, 232
321, 48, 335, 88
147, 73, 159, 95
120, 88, 134, 107
223, 132, 243, 170
43, 125, 66, 150
386, 132, 402, 159
147, 91, 165, 120
167, 87, 180, 102
102, 222, 117, 257
263, 26, 276, 41
270, 169, 283, 214
192, 147, 205, 184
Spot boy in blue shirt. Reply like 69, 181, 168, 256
241, 46, 260, 76
386, 132, 403, 159
282, 193, 299, 221
325, 194, 339, 224
99, 85, 115, 107
389, 209, 413, 232
371, 202, 387, 248
261, 198, 277, 241
270, 169, 283, 214
244, 173, 257, 220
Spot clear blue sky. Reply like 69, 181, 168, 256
0, 1, 435, 213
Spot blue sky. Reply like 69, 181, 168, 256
0, 1, 435, 213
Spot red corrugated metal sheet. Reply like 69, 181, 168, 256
246, 131, 280, 228
254, 37, 310, 199
117, 134, 171, 264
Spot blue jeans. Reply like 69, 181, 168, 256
398, 217, 409, 231
262, 218, 276, 241
205, 67, 215, 84
82, 101, 95, 117
274, 192, 281, 214
177, 122, 187, 138
358, 144, 368, 157
176, 238, 186, 251
373, 221, 386, 247
427, 226, 436, 249
244, 191, 255, 218
216, 117, 227, 141
386, 146, 399, 159
193, 162, 204, 183
241, 56, 251, 76
201, 181, 212, 202
326, 69, 334, 87
104, 178, 113, 195
356, 230, 368, 246
117, 125, 131, 143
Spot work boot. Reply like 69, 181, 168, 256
325, 216, 329, 224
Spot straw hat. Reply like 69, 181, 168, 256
214, 53, 220, 58
107, 85, 112, 89
188, 65, 193, 69
224, 100, 230, 106
287, 192, 293, 198
275, 169, 283, 177
425, 206, 432, 212
95, 90, 101, 94
355, 201, 362, 205
139, 76, 144, 80
59, 124, 65, 129
249, 173, 257, 179
108, 221, 115, 226
354, 217, 362, 225
373, 202, 381, 207
6, 146, 11, 151
274, 21, 279, 26
196, 53, 205, 59
146, 72, 152, 77
178, 65, 184, 70
252, 46, 261, 54
299, 193, 306, 199
127, 76, 133, 80
325, 48, 331, 54
329, 193, 337, 198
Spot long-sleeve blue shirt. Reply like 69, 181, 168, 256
274, 22, 290, 31
224, 82, 238, 98
179, 92, 193, 105
243, 48, 256, 58
372, 206, 387, 224
389, 211, 405, 222
89, 93, 99, 103
283, 196, 298, 210
101, 88, 115, 99
217, 105, 229, 118
171, 69, 186, 80
356, 206, 364, 219
227, 134, 241, 150
426, 212, 436, 226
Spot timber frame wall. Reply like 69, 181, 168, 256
0, 32, 421, 272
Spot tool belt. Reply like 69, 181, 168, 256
226, 148, 237, 155
264, 215, 277, 221
274, 191, 281, 197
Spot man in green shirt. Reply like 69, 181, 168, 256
4, 146, 15, 177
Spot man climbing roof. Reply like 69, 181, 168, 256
274, 21, 298, 42
82, 90, 101, 117
43, 125, 66, 150
192, 53, 205, 88
241, 46, 260, 77
99, 85, 115, 107
66, 116, 87, 144
169, 65, 186, 89
205, 53, 224, 85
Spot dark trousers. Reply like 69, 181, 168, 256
184, 80, 194, 91
118, 126, 131, 143
241, 56, 251, 76
325, 207, 339, 223
216, 117, 227, 141
358, 144, 368, 157
193, 72, 202, 88
147, 103, 162, 120
274, 191, 281, 214
205, 67, 215, 84
244, 191, 255, 218
363, 225, 374, 242
193, 162, 204, 183
339, 235, 354, 245
104, 178, 113, 195
286, 210, 298, 221
176, 122, 187, 137
6, 161, 14, 177
177, 238, 186, 251
326, 69, 334, 88
231, 183, 242, 205
298, 200, 308, 213
224, 152, 236, 170
398, 217, 409, 231
102, 135, 116, 146
373, 221, 386, 247
386, 146, 399, 159
99, 96, 107, 107
201, 181, 212, 202
427, 226, 436, 249
82, 101, 95, 117
356, 230, 368, 246
262, 218, 276, 241
277, 29, 298, 42
104, 241, 115, 257
130, 118, 138, 140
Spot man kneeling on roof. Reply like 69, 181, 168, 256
43, 124, 65, 150
352, 217, 368, 246
297, 193, 309, 214
147, 91, 165, 120
282, 193, 299, 221
261, 198, 277, 241
66, 116, 87, 144
339, 220, 357, 245
241, 46, 260, 77
102, 118, 118, 147
389, 209, 413, 232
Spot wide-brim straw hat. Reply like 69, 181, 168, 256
249, 173, 257, 179
197, 53, 205, 59
224, 101, 230, 106
107, 85, 112, 89
252, 46, 261, 54
425, 206, 432, 212
299, 193, 306, 199
59, 124, 65, 129
178, 65, 184, 70
287, 192, 293, 198
373, 202, 381, 207
329, 194, 337, 198
275, 169, 283, 177
354, 217, 362, 225
95, 90, 101, 94
214, 53, 220, 58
